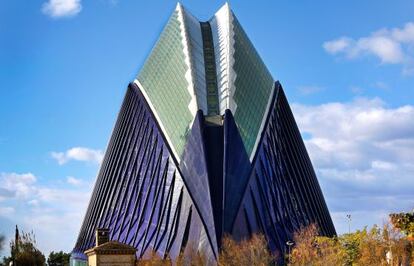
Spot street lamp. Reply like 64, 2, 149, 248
286, 240, 294, 264
346, 214, 352, 234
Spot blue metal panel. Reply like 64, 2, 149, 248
178, 111, 218, 256
223, 109, 252, 233
72, 83, 216, 263
73, 82, 336, 265
232, 82, 336, 259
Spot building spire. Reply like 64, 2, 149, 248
175, 2, 182, 11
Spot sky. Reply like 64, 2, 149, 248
0, 0, 413, 257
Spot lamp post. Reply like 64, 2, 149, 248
346, 214, 352, 234
286, 240, 294, 264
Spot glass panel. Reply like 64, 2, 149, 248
138, 11, 192, 158
232, 16, 274, 156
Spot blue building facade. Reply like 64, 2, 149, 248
72, 3, 335, 264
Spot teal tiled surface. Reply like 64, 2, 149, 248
232, 15, 274, 157
138, 11, 193, 158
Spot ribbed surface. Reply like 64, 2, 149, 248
209, 4, 234, 114
137, 10, 193, 158
181, 6, 207, 114
73, 4, 336, 264
232, 15, 274, 157
72, 84, 214, 261
232, 83, 336, 254
72, 83, 335, 263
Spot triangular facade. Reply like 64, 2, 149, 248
71, 3, 335, 265
136, 3, 274, 160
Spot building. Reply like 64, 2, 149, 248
84, 229, 136, 266
71, 3, 336, 265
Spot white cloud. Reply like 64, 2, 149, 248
51, 147, 103, 165
67, 176, 82, 186
324, 22, 414, 70
292, 98, 414, 233
0, 172, 36, 199
42, 0, 82, 18
323, 37, 352, 54
0, 171, 93, 255
392, 22, 414, 43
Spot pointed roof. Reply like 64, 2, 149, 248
84, 241, 137, 255
136, 3, 274, 160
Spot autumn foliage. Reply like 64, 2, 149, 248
137, 211, 414, 265
218, 234, 276, 266
137, 234, 275, 266
289, 223, 346, 266
390, 211, 414, 239
288, 223, 414, 266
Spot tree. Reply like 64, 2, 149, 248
390, 210, 414, 239
176, 241, 207, 266
0, 256, 12, 266
289, 224, 319, 265
339, 228, 366, 265
315, 236, 347, 266
288, 224, 346, 266
355, 225, 388, 266
219, 234, 276, 266
339, 224, 413, 266
137, 250, 171, 266
138, 233, 276, 265
47, 251, 70, 266
11, 230, 45, 266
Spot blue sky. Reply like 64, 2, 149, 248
1, 0, 413, 256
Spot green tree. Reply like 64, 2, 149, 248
338, 228, 366, 265
47, 251, 70, 266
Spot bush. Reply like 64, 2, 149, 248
219, 234, 276, 266
288, 223, 346, 266
10, 230, 45, 266
136, 234, 275, 266
48, 251, 71, 266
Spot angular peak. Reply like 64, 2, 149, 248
137, 3, 275, 160
175, 2, 199, 23
175, 2, 183, 11
176, 2, 200, 22
217, 2, 232, 14
177, 2, 232, 22
210, 2, 232, 24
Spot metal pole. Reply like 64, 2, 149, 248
288, 245, 291, 263
346, 214, 352, 234
286, 240, 294, 265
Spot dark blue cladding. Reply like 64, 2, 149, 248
72, 83, 215, 262
222, 109, 252, 233
72, 81, 335, 264
232, 82, 336, 253
178, 111, 218, 256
